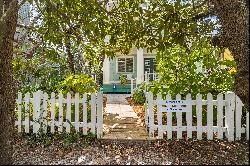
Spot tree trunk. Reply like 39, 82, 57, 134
65, 32, 75, 74
0, 0, 18, 164
211, 0, 249, 109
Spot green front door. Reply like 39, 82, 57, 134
144, 58, 156, 81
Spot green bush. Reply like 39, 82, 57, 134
58, 73, 97, 95
148, 37, 235, 98
132, 82, 146, 104
119, 74, 127, 86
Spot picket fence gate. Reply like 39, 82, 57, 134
15, 90, 103, 138
144, 91, 249, 141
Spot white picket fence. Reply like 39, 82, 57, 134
145, 91, 249, 141
15, 90, 103, 138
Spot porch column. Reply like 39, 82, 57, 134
102, 56, 110, 84
136, 47, 144, 85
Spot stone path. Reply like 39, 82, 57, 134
102, 94, 148, 140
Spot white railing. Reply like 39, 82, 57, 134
145, 91, 249, 141
130, 78, 137, 95
15, 90, 103, 138
144, 72, 159, 83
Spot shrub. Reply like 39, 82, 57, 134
132, 82, 146, 104
119, 74, 127, 86
58, 73, 97, 95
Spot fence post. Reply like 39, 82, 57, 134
144, 92, 149, 127
148, 91, 154, 139
96, 92, 103, 138
225, 92, 235, 142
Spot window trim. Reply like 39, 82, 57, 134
116, 56, 134, 73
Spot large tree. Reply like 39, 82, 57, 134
210, 0, 249, 108
0, 0, 18, 164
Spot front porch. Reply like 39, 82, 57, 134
101, 72, 159, 94
101, 48, 158, 93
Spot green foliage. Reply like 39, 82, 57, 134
23, 130, 96, 149
119, 74, 127, 86
58, 74, 97, 95
148, 37, 236, 98
13, 54, 70, 94
132, 82, 146, 104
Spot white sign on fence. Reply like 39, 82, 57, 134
159, 100, 193, 112
162, 107, 191, 112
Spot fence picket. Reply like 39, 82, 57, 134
96, 92, 103, 138
196, 94, 202, 140
176, 94, 182, 139
50, 92, 55, 133
225, 92, 235, 142
42, 92, 48, 133
33, 90, 42, 133
17, 92, 22, 132
90, 93, 96, 134
75, 93, 79, 132
82, 94, 88, 135
247, 112, 249, 140
186, 93, 192, 139
144, 93, 149, 126
24, 92, 30, 133
66, 93, 71, 133
148, 91, 154, 139
207, 93, 213, 140
157, 94, 163, 139
217, 93, 223, 139
235, 95, 243, 140
166, 94, 172, 139
58, 93, 63, 133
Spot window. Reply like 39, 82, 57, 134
117, 57, 133, 73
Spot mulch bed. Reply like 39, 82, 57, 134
13, 134, 249, 165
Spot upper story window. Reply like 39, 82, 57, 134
117, 57, 133, 73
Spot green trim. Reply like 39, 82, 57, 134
102, 84, 131, 93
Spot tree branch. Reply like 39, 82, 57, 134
194, 0, 209, 9
0, 0, 27, 23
